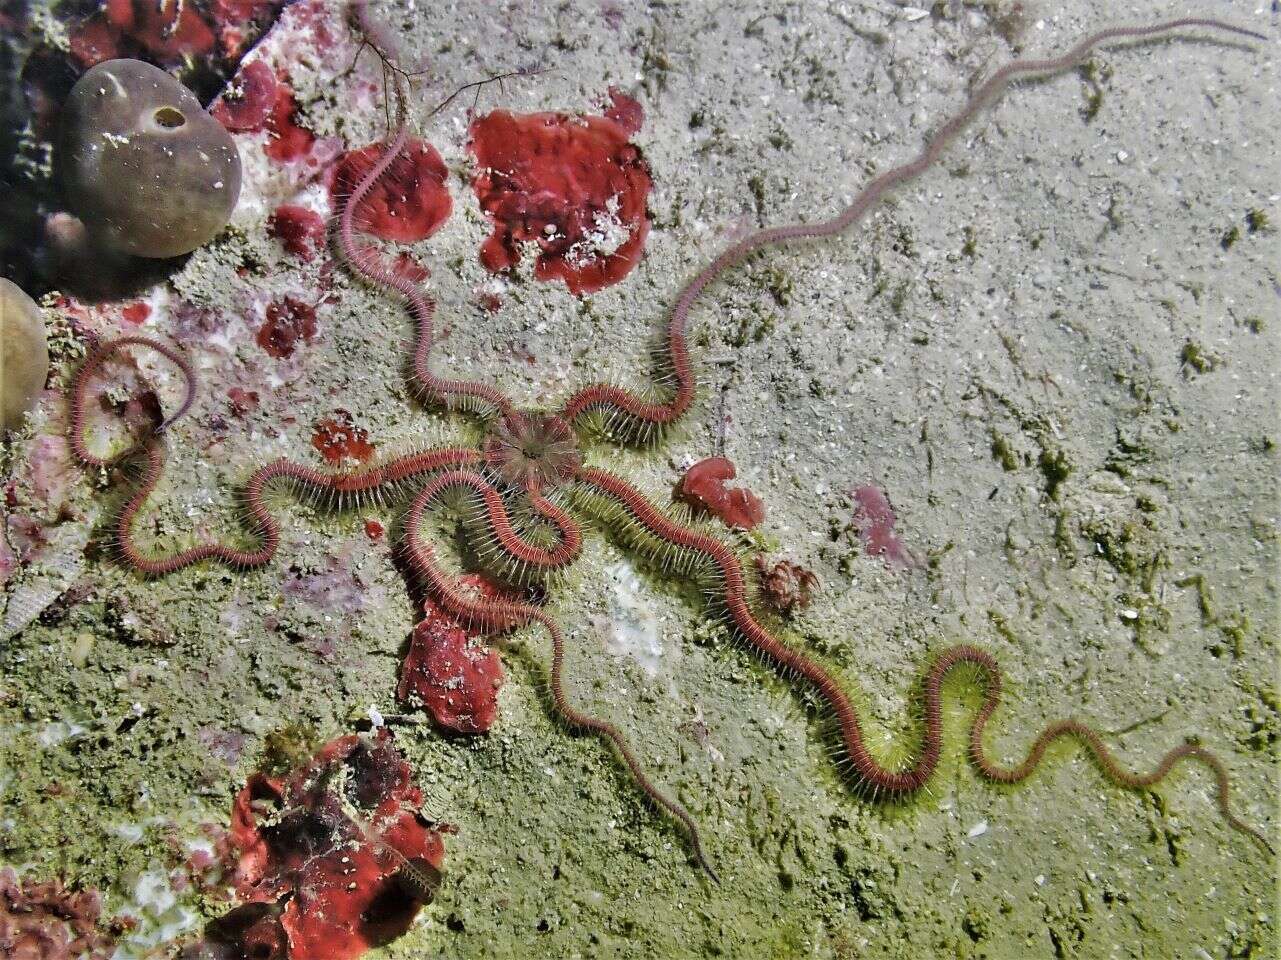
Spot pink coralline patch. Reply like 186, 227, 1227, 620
398, 574, 507, 734
331, 141, 452, 244
0, 536, 15, 589
120, 302, 150, 325
851, 485, 916, 571
197, 726, 249, 766
5, 514, 48, 564
267, 205, 327, 261
212, 60, 279, 132
263, 86, 315, 163
26, 435, 77, 512
0, 868, 116, 959
678, 457, 765, 530
279, 552, 365, 616
311, 410, 375, 465
203, 731, 445, 960
467, 98, 652, 295
257, 297, 317, 359
213, 0, 282, 26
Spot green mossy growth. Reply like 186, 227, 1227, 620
259, 721, 320, 777
1077, 59, 1112, 123
990, 431, 1019, 471
1037, 446, 1072, 499
1179, 340, 1217, 375
1216, 613, 1249, 660
963, 905, 993, 942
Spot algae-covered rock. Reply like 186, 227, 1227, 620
1, 277, 49, 432
59, 59, 241, 259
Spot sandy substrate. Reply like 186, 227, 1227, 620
2, 1, 1278, 957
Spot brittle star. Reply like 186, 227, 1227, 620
68, 17, 1273, 882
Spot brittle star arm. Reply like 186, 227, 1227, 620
401, 470, 719, 880
70, 337, 482, 576
574, 466, 1273, 855
558, 17, 1265, 437
335, 64, 517, 423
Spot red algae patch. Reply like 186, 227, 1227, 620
68, 18, 120, 68
267, 205, 327, 261
120, 301, 151, 325
257, 297, 317, 359
68, 0, 216, 69
851, 485, 916, 571
398, 574, 507, 734
332, 141, 452, 243
197, 731, 446, 960
602, 87, 644, 135
212, 59, 279, 132
467, 92, 651, 295
226, 386, 260, 417
311, 409, 375, 465
678, 457, 765, 530
263, 86, 315, 162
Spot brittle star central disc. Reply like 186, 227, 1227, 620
482, 412, 581, 491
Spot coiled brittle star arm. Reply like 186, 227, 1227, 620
402, 470, 719, 880
70, 336, 482, 576
430, 469, 584, 575
559, 17, 1265, 436
576, 466, 1273, 855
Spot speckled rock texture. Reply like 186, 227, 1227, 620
1, 2, 1277, 959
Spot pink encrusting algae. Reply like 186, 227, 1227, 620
191, 731, 447, 960
398, 574, 509, 734
331, 140, 453, 243
851, 485, 916, 571
677, 457, 765, 530
467, 89, 652, 294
